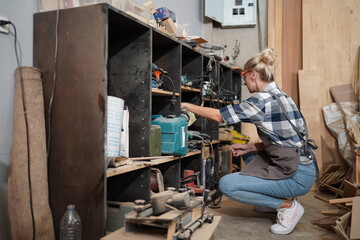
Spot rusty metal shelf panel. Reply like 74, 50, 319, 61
182, 44, 203, 80
152, 30, 181, 117
153, 158, 181, 190
219, 65, 232, 93
107, 166, 151, 202
34, 4, 108, 240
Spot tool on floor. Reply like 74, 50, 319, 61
173, 189, 214, 240
181, 170, 205, 194
124, 187, 214, 240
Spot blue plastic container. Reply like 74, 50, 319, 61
151, 115, 188, 156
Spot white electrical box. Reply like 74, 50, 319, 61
0, 15, 10, 34
205, 0, 257, 28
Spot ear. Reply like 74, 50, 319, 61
251, 71, 257, 80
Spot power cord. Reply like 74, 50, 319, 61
0, 20, 11, 26
1, 19, 36, 240
47, 5, 60, 156
161, 74, 177, 110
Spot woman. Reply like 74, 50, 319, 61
181, 48, 316, 235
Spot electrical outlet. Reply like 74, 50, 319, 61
0, 15, 9, 34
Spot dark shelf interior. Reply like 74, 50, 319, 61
34, 4, 241, 239
107, 167, 151, 202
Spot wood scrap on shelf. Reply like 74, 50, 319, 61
107, 157, 133, 168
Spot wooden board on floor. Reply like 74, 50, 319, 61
350, 197, 360, 239
329, 197, 353, 204
321, 209, 349, 216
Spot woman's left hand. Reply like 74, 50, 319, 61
231, 143, 251, 157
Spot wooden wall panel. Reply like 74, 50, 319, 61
302, 0, 360, 170
267, 0, 283, 89
282, 0, 302, 106
268, 0, 302, 105
298, 70, 323, 173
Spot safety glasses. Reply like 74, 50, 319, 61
240, 70, 249, 84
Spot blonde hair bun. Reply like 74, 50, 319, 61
259, 48, 276, 66
243, 48, 276, 82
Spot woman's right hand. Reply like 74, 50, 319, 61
231, 143, 252, 157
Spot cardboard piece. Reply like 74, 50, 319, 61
143, 1, 155, 14
330, 84, 356, 103
163, 18, 177, 34
219, 127, 233, 141
330, 84, 360, 147
190, 37, 208, 44
188, 37, 208, 51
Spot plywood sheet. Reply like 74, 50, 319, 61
282, 0, 302, 106
267, 0, 302, 105
302, 0, 360, 170
298, 70, 323, 174
267, 0, 283, 89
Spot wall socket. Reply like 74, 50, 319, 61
0, 15, 10, 34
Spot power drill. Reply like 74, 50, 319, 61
152, 63, 167, 88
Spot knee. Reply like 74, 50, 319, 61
219, 175, 234, 194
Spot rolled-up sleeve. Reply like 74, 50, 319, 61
220, 97, 265, 125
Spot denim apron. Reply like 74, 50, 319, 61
239, 130, 300, 180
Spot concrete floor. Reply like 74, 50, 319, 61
207, 190, 339, 240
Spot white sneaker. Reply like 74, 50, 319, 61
270, 200, 304, 234
254, 205, 276, 213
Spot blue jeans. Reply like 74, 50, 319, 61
219, 162, 316, 209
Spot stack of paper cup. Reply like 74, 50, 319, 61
106, 96, 124, 157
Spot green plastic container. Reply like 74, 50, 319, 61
150, 125, 162, 156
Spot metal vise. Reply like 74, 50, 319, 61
151, 188, 194, 216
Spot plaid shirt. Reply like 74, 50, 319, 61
220, 82, 305, 148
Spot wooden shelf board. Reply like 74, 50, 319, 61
146, 156, 179, 166
152, 88, 179, 96
181, 86, 201, 93
203, 97, 226, 103
201, 140, 220, 146
106, 152, 203, 177
181, 150, 201, 158
106, 163, 149, 178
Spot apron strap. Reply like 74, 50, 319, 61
270, 90, 320, 185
